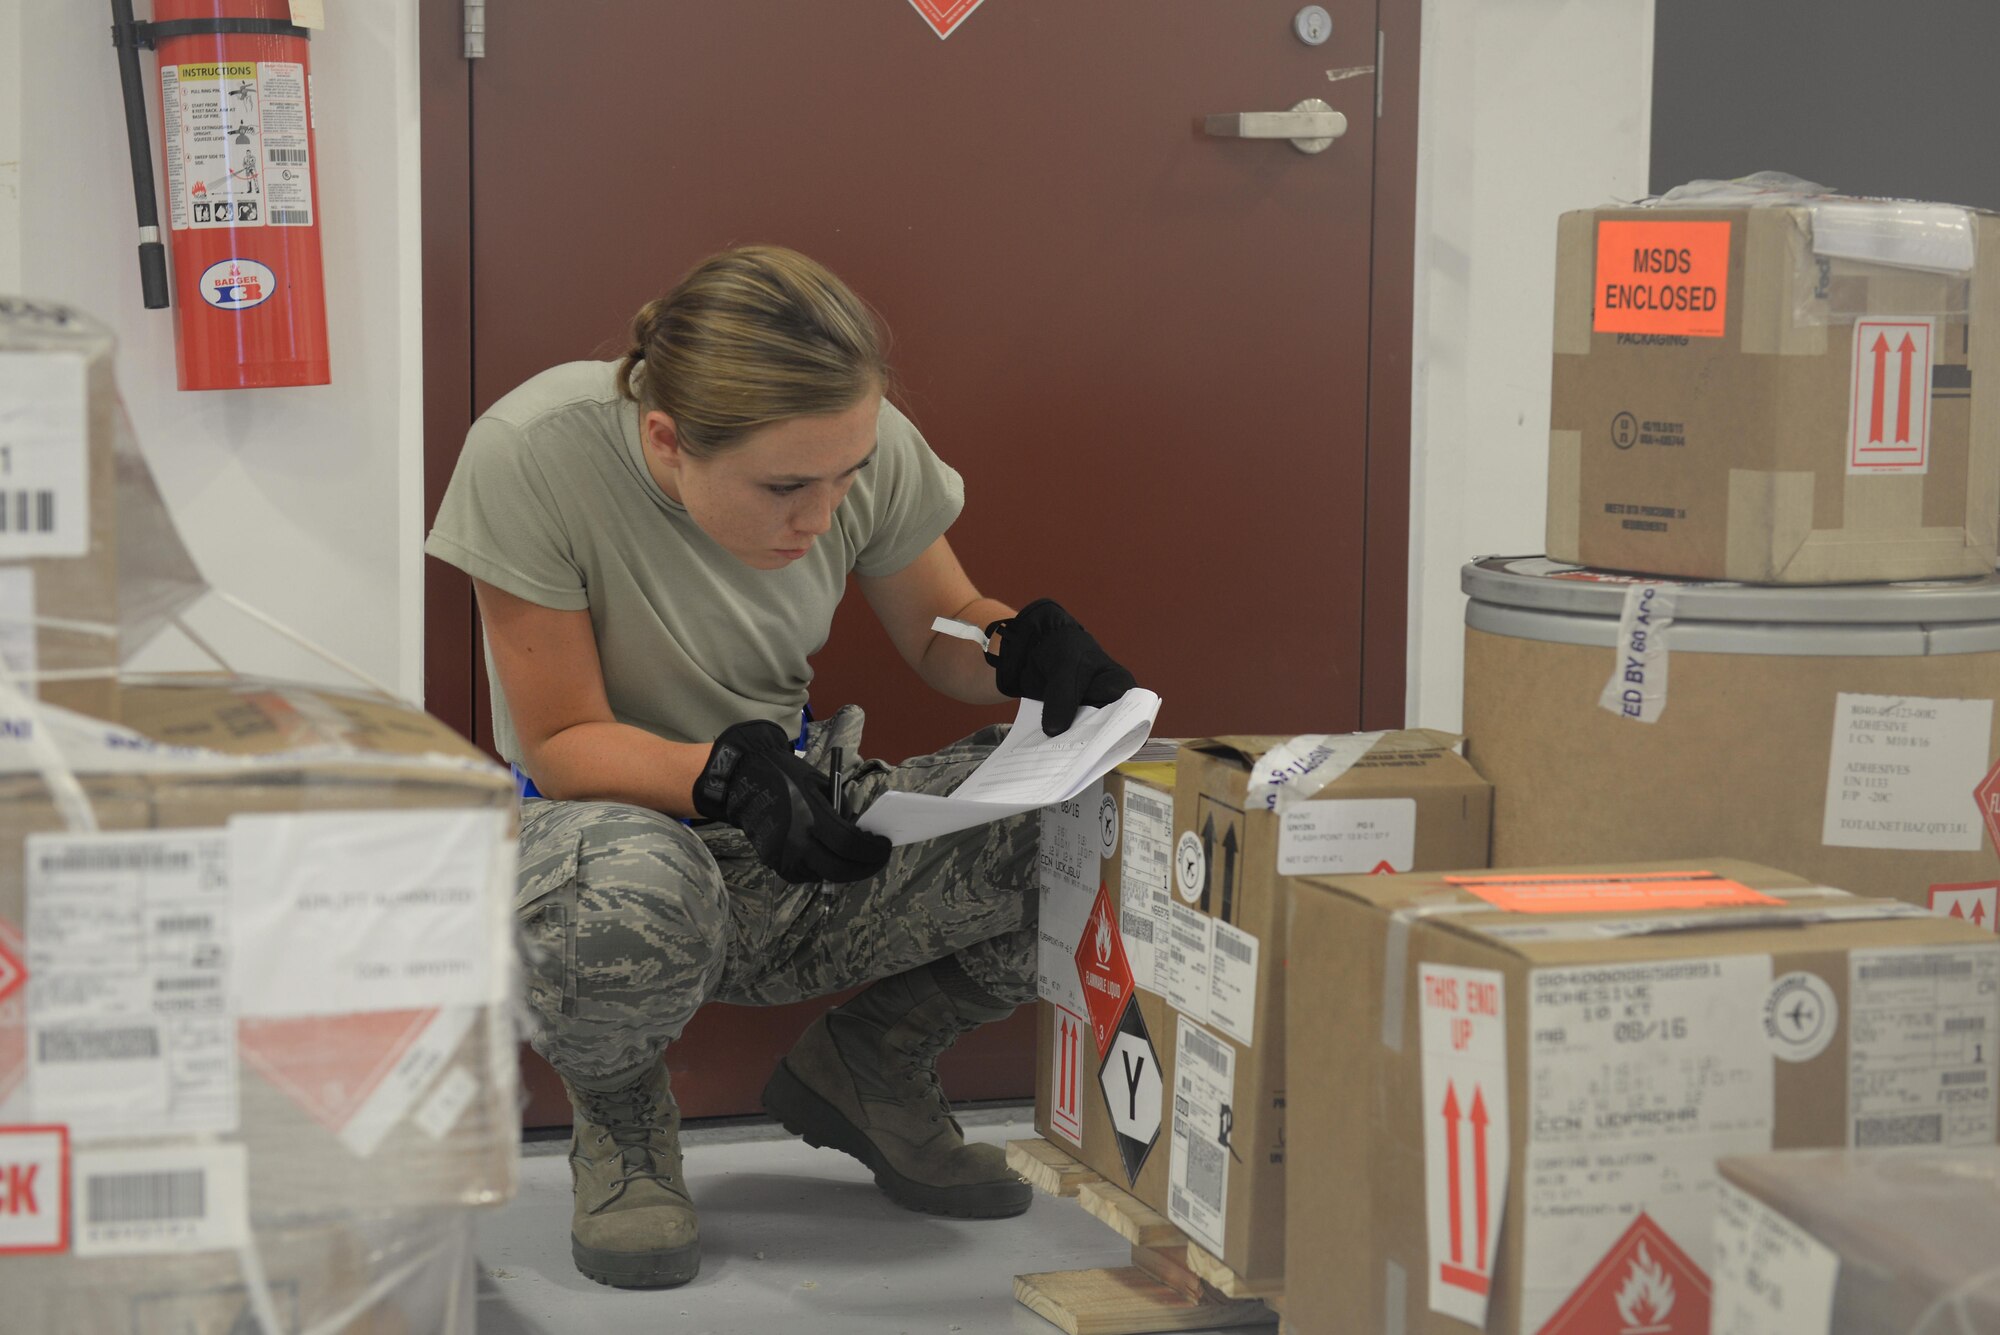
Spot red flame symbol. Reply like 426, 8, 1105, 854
1616, 1242, 1676, 1331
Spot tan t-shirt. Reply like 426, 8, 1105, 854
424, 360, 964, 763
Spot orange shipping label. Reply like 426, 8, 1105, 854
1593, 220, 1732, 338
1446, 870, 1781, 914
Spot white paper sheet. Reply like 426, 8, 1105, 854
858, 690, 1162, 846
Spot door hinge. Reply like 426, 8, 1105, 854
463, 0, 485, 59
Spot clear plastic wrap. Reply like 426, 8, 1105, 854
1719, 1149, 2000, 1335
0, 303, 518, 1332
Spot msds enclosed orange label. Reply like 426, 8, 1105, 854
1593, 220, 1732, 338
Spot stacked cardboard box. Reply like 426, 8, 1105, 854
1286, 858, 2000, 1335
0, 302, 519, 1332
1036, 733, 1491, 1288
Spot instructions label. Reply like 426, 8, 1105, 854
1823, 694, 1992, 851
0, 352, 89, 560
1277, 798, 1416, 875
26, 831, 236, 1141
1037, 788, 1103, 1019
1167, 1016, 1234, 1257
1848, 946, 2000, 1148
1419, 964, 1509, 1326
230, 809, 509, 1018
161, 61, 313, 231
1711, 1180, 1839, 1335
1594, 219, 1732, 338
1161, 901, 1215, 1026
1522, 956, 1775, 1335
71, 1142, 248, 1259
1120, 782, 1173, 994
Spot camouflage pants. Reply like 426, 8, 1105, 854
514, 704, 1040, 1084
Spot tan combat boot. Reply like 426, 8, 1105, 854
762, 965, 1031, 1218
565, 1061, 700, 1288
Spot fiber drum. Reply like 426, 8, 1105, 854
1462, 556, 2000, 913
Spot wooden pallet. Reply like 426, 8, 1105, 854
1008, 1138, 1280, 1335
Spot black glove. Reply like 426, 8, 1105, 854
692, 720, 891, 884
985, 599, 1138, 736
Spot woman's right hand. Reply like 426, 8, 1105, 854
692, 721, 891, 884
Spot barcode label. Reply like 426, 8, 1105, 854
1123, 917, 1154, 945
1858, 958, 1975, 981
154, 914, 212, 934
0, 490, 56, 534
39, 846, 192, 874
1182, 1023, 1231, 1078
1945, 1015, 1988, 1033
1186, 1135, 1226, 1213
1943, 1069, 1988, 1087
1217, 930, 1255, 965
86, 1169, 205, 1225
72, 1144, 247, 1258
38, 1026, 160, 1063
1855, 1113, 1943, 1147
267, 148, 308, 164
270, 209, 311, 225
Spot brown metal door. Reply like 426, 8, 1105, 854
424, 0, 1417, 1120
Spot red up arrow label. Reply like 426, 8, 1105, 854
1420, 966, 1509, 1324
1850, 318, 1934, 473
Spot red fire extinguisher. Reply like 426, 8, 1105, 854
111, 0, 329, 390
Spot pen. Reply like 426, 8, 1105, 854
821, 747, 844, 901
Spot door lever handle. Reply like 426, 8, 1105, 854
1203, 98, 1347, 154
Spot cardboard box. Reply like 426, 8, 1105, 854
0, 299, 123, 719
1286, 858, 2000, 1335
1713, 1148, 2000, 1335
1545, 201, 2000, 583
1036, 735, 1491, 1288
0, 676, 518, 1293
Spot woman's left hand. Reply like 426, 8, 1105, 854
983, 598, 1137, 736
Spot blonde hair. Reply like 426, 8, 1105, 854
617, 245, 889, 458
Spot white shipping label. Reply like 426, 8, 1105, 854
1711, 1180, 1839, 1335
1167, 1017, 1235, 1257
0, 352, 89, 560
26, 831, 236, 1141
1161, 901, 1214, 1026
1244, 732, 1385, 812
1418, 964, 1509, 1327
1822, 694, 1992, 851
1848, 947, 2000, 1148
1037, 788, 1103, 1019
1207, 920, 1259, 1048
1120, 783, 1173, 994
71, 1142, 248, 1258
257, 62, 314, 227
1522, 956, 1775, 1335
1597, 584, 1677, 723
1277, 797, 1417, 875
1047, 1003, 1087, 1149
230, 809, 509, 1018
0, 569, 37, 694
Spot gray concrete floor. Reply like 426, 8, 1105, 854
472, 1105, 1254, 1335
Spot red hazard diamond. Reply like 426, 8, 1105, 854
240, 1009, 439, 1135
1073, 880, 1134, 1057
1977, 758, 2000, 854
907, 0, 988, 39
0, 925, 22, 1008
0, 920, 23, 1111
1538, 1211, 1709, 1335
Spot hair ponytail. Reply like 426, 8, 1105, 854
614, 246, 889, 459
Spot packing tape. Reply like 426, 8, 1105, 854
1246, 732, 1387, 813
1384, 883, 1861, 1041
1384, 1258, 1407, 1335
1379, 898, 1474, 1051
1596, 583, 1676, 724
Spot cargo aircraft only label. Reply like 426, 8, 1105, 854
1593, 220, 1732, 338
